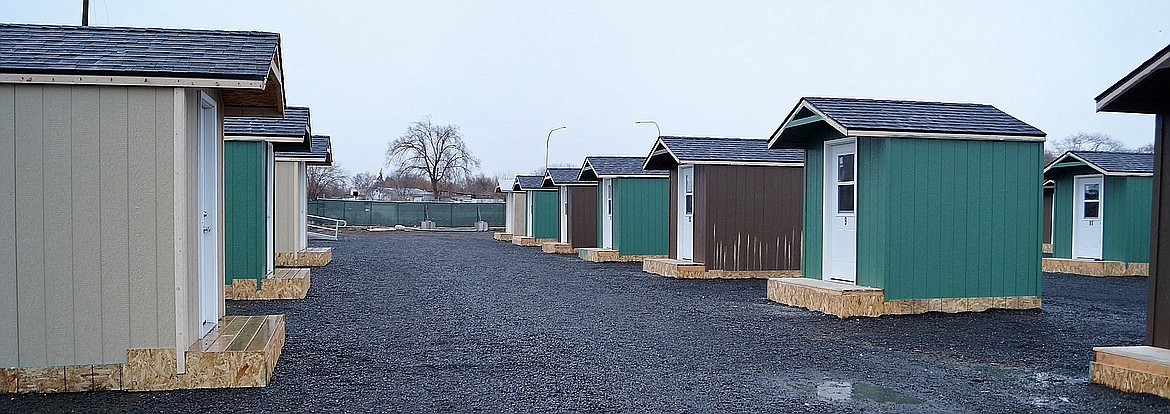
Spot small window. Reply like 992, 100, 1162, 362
838, 154, 854, 183
837, 184, 854, 213
1084, 201, 1099, 219
685, 174, 693, 192
685, 194, 694, 215
1084, 184, 1099, 201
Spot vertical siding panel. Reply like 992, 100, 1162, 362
70, 87, 102, 363
938, 141, 957, 296
128, 89, 158, 348
274, 162, 296, 253
0, 85, 18, 366
802, 143, 823, 278
99, 87, 131, 361
990, 143, 1006, 296
15, 86, 47, 366
155, 88, 176, 348
42, 86, 75, 365
955, 141, 972, 297
186, 90, 201, 343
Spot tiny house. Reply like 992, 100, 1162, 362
493, 178, 526, 241
766, 97, 1046, 318
273, 134, 333, 267
222, 106, 314, 299
1090, 43, 1170, 399
640, 136, 805, 279
540, 167, 597, 253
575, 156, 670, 262
511, 175, 558, 246
1043, 180, 1055, 253
0, 24, 288, 392
1043, 151, 1152, 276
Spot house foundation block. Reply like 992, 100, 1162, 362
1091, 346, 1170, 399
1042, 258, 1148, 276
541, 242, 576, 254
275, 247, 332, 267
493, 232, 514, 241
512, 236, 555, 246
766, 278, 1042, 318
577, 248, 665, 263
643, 258, 802, 279
226, 268, 311, 300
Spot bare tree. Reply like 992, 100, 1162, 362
1137, 143, 1155, 153
307, 164, 349, 200
1049, 132, 1126, 153
386, 117, 481, 199
350, 172, 378, 194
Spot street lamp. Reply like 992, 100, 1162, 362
545, 126, 567, 171
635, 120, 660, 136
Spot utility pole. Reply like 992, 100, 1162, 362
82, 0, 90, 26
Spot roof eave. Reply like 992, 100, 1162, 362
1096, 44, 1170, 113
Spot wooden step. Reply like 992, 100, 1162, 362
1092, 346, 1170, 399
226, 268, 311, 300
541, 242, 575, 254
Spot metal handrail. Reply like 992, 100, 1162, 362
307, 214, 347, 240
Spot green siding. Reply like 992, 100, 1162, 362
224, 141, 267, 285
530, 190, 559, 238
1052, 176, 1073, 258
612, 178, 669, 255
802, 144, 824, 279
1048, 171, 1151, 263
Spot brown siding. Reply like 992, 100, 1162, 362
668, 169, 678, 259
566, 185, 598, 248
1150, 112, 1170, 348
693, 164, 803, 271
1042, 187, 1054, 244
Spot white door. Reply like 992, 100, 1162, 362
265, 144, 275, 275
526, 192, 535, 237
823, 139, 857, 284
1072, 175, 1104, 260
197, 93, 220, 336
678, 166, 695, 261
505, 192, 515, 234
559, 187, 569, 243
602, 179, 613, 249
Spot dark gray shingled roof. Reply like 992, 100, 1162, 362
514, 175, 547, 191
224, 106, 310, 137
582, 156, 665, 177
1069, 150, 1154, 174
0, 23, 279, 80
275, 134, 331, 165
659, 136, 804, 163
545, 167, 588, 185
803, 97, 1045, 137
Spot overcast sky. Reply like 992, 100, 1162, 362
8, 1, 1170, 178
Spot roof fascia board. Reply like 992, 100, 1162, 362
1043, 152, 1107, 175
641, 138, 682, 170
1097, 48, 1170, 111
0, 73, 265, 89
225, 134, 306, 143
677, 160, 804, 167
853, 130, 1046, 142
768, 100, 849, 147
275, 156, 323, 162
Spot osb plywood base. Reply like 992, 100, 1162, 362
1043, 258, 1148, 276
577, 248, 666, 263
226, 268, 311, 300
643, 258, 706, 278
1091, 346, 1170, 399
512, 236, 555, 246
493, 232, 514, 241
275, 247, 332, 267
1, 315, 285, 394
541, 242, 576, 254
766, 278, 1042, 318
1042, 243, 1054, 254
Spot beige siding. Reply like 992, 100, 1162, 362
511, 192, 527, 236
273, 160, 306, 253
1, 84, 184, 367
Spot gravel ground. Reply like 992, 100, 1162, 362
5, 231, 1170, 413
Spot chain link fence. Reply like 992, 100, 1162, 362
308, 199, 504, 228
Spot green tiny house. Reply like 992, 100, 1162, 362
1044, 151, 1152, 267
578, 156, 670, 256
514, 175, 558, 239
766, 97, 1047, 316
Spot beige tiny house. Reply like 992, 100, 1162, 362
274, 135, 333, 267
0, 23, 287, 392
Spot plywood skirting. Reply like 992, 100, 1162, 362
1042, 243, 1054, 254
1091, 346, 1170, 399
642, 258, 706, 278
540, 242, 575, 254
226, 268, 311, 300
766, 278, 1042, 318
1, 315, 285, 394
511, 236, 554, 247
1042, 258, 1148, 277
274, 247, 332, 267
493, 232, 514, 241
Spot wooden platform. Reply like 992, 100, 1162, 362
275, 247, 332, 267
1043, 258, 1148, 276
493, 232, 514, 241
766, 278, 1042, 318
642, 258, 802, 279
1092, 346, 1170, 399
1, 315, 285, 393
226, 268, 311, 300
511, 236, 554, 246
1042, 243, 1054, 254
541, 242, 576, 254
576, 248, 664, 263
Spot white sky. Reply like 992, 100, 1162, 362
7, 1, 1170, 178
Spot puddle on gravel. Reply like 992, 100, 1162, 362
796, 381, 925, 405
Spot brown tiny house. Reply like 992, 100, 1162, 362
1090, 43, 1170, 398
541, 167, 597, 253
640, 136, 804, 279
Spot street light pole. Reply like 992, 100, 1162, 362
635, 120, 660, 136
545, 126, 567, 172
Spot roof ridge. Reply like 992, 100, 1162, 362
804, 96, 995, 108
1070, 149, 1150, 155
660, 135, 764, 140
0, 23, 279, 37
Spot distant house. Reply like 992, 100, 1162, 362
640, 136, 805, 279
511, 175, 558, 246
575, 156, 670, 262
766, 97, 1046, 318
1043, 151, 1152, 276
540, 167, 597, 253
1090, 43, 1170, 399
0, 23, 287, 391
495, 178, 526, 240
373, 187, 432, 202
